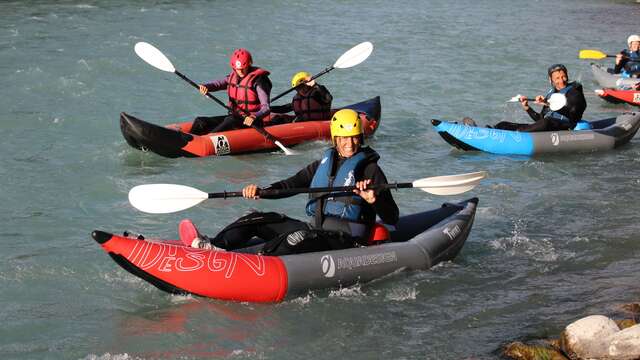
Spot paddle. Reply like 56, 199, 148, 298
507, 93, 567, 111
133, 42, 296, 155
578, 49, 616, 60
128, 171, 488, 214
269, 41, 374, 104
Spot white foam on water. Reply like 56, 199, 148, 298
328, 284, 365, 298
385, 285, 418, 301
81, 353, 138, 360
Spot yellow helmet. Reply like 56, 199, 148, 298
291, 71, 311, 88
330, 109, 363, 141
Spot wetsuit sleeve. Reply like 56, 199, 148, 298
313, 85, 333, 105
253, 77, 272, 119
564, 85, 587, 123
525, 107, 542, 122
362, 163, 399, 225
614, 50, 627, 74
260, 160, 321, 199
203, 76, 229, 92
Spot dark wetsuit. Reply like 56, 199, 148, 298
614, 49, 640, 77
494, 82, 586, 132
207, 147, 399, 255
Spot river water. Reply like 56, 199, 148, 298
2, 0, 639, 359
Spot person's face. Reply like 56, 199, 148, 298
335, 135, 361, 158
234, 67, 249, 77
631, 41, 640, 52
549, 70, 568, 90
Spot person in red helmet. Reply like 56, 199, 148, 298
190, 48, 272, 135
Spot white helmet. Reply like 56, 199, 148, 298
628, 34, 640, 46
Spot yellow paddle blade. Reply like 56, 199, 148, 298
579, 49, 607, 60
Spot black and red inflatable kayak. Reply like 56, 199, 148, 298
92, 198, 478, 303
120, 97, 381, 158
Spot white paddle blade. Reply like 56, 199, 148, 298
129, 184, 208, 214
412, 171, 487, 195
134, 42, 176, 73
508, 94, 523, 102
333, 41, 374, 69
547, 93, 567, 111
274, 141, 298, 156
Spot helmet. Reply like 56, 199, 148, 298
330, 109, 363, 141
628, 34, 640, 46
291, 71, 311, 88
547, 63, 568, 77
229, 48, 252, 70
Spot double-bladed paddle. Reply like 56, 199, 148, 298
128, 171, 488, 214
269, 41, 374, 104
507, 93, 567, 111
134, 42, 296, 155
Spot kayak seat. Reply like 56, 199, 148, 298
367, 223, 390, 245
574, 120, 592, 131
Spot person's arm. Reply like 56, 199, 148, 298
361, 163, 399, 225
312, 85, 333, 105
563, 85, 587, 123
614, 50, 627, 74
201, 76, 229, 93
252, 77, 272, 119
270, 103, 293, 114
525, 107, 543, 122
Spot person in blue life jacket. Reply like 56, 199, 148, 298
614, 34, 640, 78
490, 64, 587, 132
270, 71, 333, 122
178, 109, 399, 255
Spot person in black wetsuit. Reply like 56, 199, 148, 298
492, 64, 587, 132
178, 109, 399, 255
270, 71, 333, 122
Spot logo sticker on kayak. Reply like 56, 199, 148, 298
633, 93, 640, 104
551, 133, 559, 146
443, 225, 461, 240
211, 135, 231, 155
321, 255, 336, 278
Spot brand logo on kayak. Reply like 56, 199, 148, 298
551, 133, 559, 146
321, 255, 336, 278
443, 225, 461, 240
333, 252, 398, 273
621, 121, 632, 130
211, 135, 230, 155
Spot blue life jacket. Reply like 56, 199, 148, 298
621, 49, 640, 77
543, 83, 575, 125
305, 148, 372, 224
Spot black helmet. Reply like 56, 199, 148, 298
547, 63, 568, 77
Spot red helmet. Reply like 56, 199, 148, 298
229, 48, 252, 70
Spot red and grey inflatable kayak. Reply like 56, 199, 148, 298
120, 97, 381, 158
595, 88, 640, 107
92, 198, 478, 303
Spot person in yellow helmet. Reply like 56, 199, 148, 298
271, 71, 333, 122
178, 109, 398, 255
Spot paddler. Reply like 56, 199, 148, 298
190, 48, 272, 135
615, 34, 640, 78
179, 109, 399, 255
270, 71, 333, 122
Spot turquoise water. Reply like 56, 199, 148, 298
2, 0, 639, 359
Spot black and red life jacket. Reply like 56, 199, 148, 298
292, 86, 332, 121
227, 67, 270, 116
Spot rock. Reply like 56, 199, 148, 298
503, 341, 568, 360
616, 319, 638, 330
561, 315, 620, 359
608, 324, 640, 360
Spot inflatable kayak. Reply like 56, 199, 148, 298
120, 97, 381, 158
595, 88, 640, 106
431, 112, 640, 155
91, 198, 478, 303
591, 63, 640, 89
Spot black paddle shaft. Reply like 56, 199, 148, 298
270, 66, 334, 104
174, 70, 285, 145
207, 182, 413, 199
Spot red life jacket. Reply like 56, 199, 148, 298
227, 67, 270, 116
292, 86, 332, 121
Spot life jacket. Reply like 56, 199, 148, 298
305, 148, 379, 236
543, 82, 577, 126
227, 67, 271, 116
621, 49, 640, 77
292, 86, 332, 121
